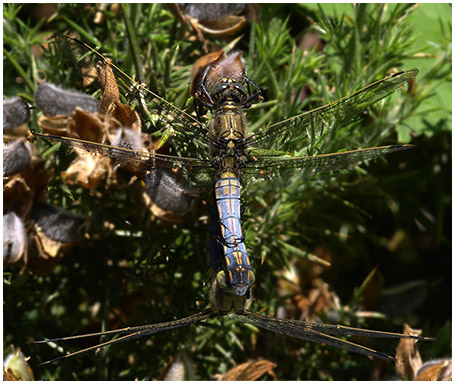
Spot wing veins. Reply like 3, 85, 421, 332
243, 144, 413, 176
58, 35, 214, 146
233, 312, 428, 360
34, 309, 215, 365
246, 70, 417, 148
34, 132, 212, 171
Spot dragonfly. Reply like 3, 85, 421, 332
31, 36, 426, 366
34, 36, 417, 301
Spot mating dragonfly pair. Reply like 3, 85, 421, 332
33, 36, 427, 364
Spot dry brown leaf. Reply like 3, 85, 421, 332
3, 368, 18, 381
395, 323, 423, 380
308, 279, 336, 315
4, 157, 52, 271
4, 173, 34, 220
27, 242, 63, 275
2, 124, 30, 138
275, 258, 339, 321
215, 359, 277, 381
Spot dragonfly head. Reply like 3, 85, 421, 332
210, 80, 249, 107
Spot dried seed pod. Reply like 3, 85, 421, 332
96, 59, 120, 115
183, 3, 245, 22
158, 352, 195, 381
416, 358, 452, 381
34, 83, 99, 117
3, 174, 35, 221
37, 114, 70, 135
214, 359, 277, 381
195, 15, 246, 37
170, 3, 246, 45
142, 169, 196, 223
61, 151, 112, 189
3, 346, 34, 381
29, 204, 85, 275
110, 127, 143, 150
105, 102, 142, 134
3, 139, 33, 176
31, 203, 86, 243
3, 212, 28, 266
190, 49, 225, 97
198, 51, 245, 95
59, 108, 111, 188
395, 323, 423, 379
3, 97, 31, 133
67, 107, 105, 143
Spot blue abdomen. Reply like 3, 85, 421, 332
208, 172, 252, 296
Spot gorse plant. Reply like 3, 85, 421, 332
3, 3, 451, 380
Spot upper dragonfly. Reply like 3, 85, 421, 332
35, 35, 417, 300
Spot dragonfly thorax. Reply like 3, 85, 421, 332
209, 104, 249, 173
210, 137, 249, 173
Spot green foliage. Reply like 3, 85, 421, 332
3, 3, 451, 380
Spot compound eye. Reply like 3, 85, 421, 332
216, 270, 229, 289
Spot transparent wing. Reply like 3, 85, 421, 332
32, 309, 215, 365
245, 70, 418, 152
32, 306, 432, 364
242, 144, 413, 178
34, 132, 215, 186
232, 311, 430, 361
54, 35, 215, 152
